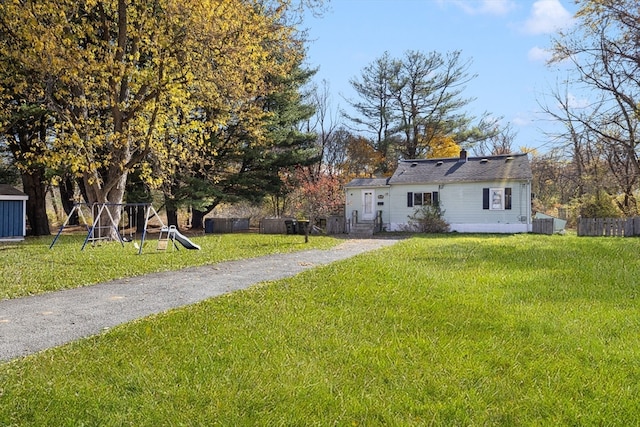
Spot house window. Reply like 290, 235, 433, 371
407, 191, 439, 207
483, 188, 512, 210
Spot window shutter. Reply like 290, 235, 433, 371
407, 192, 413, 207
482, 188, 489, 210
505, 188, 512, 210
432, 191, 439, 206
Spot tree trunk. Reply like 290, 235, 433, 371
59, 174, 79, 225
191, 209, 206, 231
136, 206, 147, 234
164, 192, 179, 228
82, 170, 127, 241
166, 207, 178, 228
125, 171, 153, 234
21, 169, 50, 236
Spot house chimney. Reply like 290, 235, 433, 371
459, 149, 468, 162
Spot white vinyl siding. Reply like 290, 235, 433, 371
389, 185, 440, 225
345, 186, 391, 227
388, 181, 530, 231
440, 182, 526, 224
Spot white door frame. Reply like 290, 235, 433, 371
362, 190, 376, 221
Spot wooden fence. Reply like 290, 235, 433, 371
532, 218, 554, 235
204, 218, 250, 233
259, 216, 346, 235
577, 217, 640, 237
259, 218, 290, 234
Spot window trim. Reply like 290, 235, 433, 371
483, 187, 512, 210
408, 191, 438, 208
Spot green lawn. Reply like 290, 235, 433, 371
1, 234, 640, 425
0, 233, 339, 300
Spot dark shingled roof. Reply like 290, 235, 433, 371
388, 153, 532, 185
0, 184, 28, 197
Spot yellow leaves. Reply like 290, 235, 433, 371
3, 0, 306, 195
346, 136, 384, 177
138, 161, 163, 189
427, 135, 461, 159
519, 146, 538, 156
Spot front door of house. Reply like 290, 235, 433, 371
362, 190, 375, 221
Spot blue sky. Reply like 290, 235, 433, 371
302, 0, 578, 153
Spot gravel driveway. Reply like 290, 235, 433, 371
0, 238, 400, 363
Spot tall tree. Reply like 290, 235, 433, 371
0, 27, 55, 235
173, 62, 320, 229
471, 123, 517, 156
307, 79, 340, 177
346, 50, 500, 160
0, 0, 308, 232
321, 127, 350, 178
0, 105, 52, 235
344, 51, 397, 157
548, 0, 640, 214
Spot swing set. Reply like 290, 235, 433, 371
49, 202, 181, 254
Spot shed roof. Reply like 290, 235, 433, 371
388, 153, 532, 185
344, 178, 390, 188
0, 184, 28, 199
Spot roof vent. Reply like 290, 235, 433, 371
480, 158, 489, 163
410, 162, 418, 167
506, 156, 514, 162
436, 161, 443, 166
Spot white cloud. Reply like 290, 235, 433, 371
528, 46, 552, 63
523, 0, 574, 35
442, 0, 516, 16
512, 114, 534, 127
565, 93, 590, 110
476, 0, 515, 15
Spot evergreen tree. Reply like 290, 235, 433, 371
183, 63, 320, 229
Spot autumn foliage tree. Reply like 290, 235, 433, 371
345, 135, 384, 178
289, 167, 344, 242
0, 0, 310, 232
426, 134, 460, 159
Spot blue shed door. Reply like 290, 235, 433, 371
0, 200, 25, 238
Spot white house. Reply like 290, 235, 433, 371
344, 151, 533, 233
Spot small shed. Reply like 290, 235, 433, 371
534, 212, 567, 234
0, 185, 29, 241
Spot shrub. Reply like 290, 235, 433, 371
575, 191, 621, 218
407, 204, 450, 233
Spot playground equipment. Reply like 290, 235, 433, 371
50, 203, 201, 254
157, 225, 201, 251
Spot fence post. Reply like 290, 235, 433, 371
625, 218, 633, 237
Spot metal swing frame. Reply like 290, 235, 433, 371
50, 202, 170, 255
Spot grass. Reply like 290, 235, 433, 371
2, 234, 640, 425
0, 233, 339, 300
